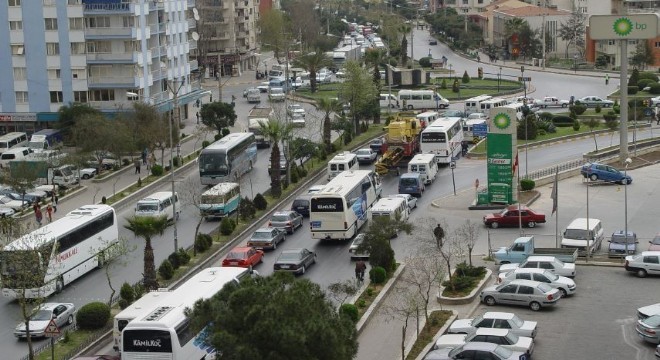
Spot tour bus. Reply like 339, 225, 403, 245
120, 267, 251, 360
327, 152, 359, 180
0, 132, 28, 155
113, 289, 171, 351
199, 133, 257, 185
135, 191, 180, 222
397, 90, 449, 110
310, 170, 380, 240
407, 153, 439, 185
0, 205, 119, 299
464, 95, 492, 115
416, 111, 439, 128
420, 117, 465, 164
200, 182, 241, 219
479, 98, 508, 113
368, 196, 409, 223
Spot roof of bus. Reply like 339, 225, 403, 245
114, 290, 172, 320
481, 97, 508, 104
416, 111, 438, 118
424, 117, 461, 131
137, 192, 176, 203
0, 132, 27, 140
464, 95, 493, 102
202, 182, 240, 196
4, 205, 115, 251
125, 267, 248, 329
202, 133, 254, 152
371, 196, 406, 212
316, 170, 374, 197
410, 153, 436, 162
329, 152, 357, 162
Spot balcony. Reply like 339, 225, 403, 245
88, 76, 140, 88
151, 68, 167, 81
188, 19, 196, 28
87, 52, 139, 64
85, 27, 137, 39
189, 40, 198, 50
83, 2, 132, 14
189, 60, 199, 71
149, 23, 167, 34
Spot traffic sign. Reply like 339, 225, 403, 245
472, 123, 488, 137
517, 77, 531, 82
44, 319, 60, 337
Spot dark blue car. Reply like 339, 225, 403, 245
580, 162, 632, 184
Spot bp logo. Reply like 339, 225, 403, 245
492, 113, 511, 130
613, 17, 633, 37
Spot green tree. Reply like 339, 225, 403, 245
289, 137, 318, 170
358, 216, 413, 270
399, 24, 411, 66
260, 119, 293, 198
124, 216, 171, 291
503, 18, 526, 59
200, 102, 237, 134
120, 102, 169, 156
339, 61, 378, 135
314, 97, 342, 151
258, 9, 288, 60
516, 114, 538, 141
628, 68, 640, 87
630, 40, 654, 70
187, 272, 358, 359
72, 114, 130, 172
558, 10, 587, 58
363, 48, 386, 125
56, 103, 101, 144
293, 51, 333, 93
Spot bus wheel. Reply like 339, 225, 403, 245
55, 278, 64, 294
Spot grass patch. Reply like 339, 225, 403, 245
34, 327, 107, 360
355, 283, 385, 319
405, 310, 453, 360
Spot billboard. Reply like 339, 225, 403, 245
486, 107, 518, 204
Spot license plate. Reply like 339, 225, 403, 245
230, 261, 238, 265
280, 265, 290, 269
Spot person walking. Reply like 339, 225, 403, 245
46, 204, 53, 223
355, 260, 367, 282
196, 112, 200, 124
142, 148, 148, 165
35, 205, 43, 227
605, 74, 609, 85
656, 111, 660, 126
134, 158, 141, 174
51, 191, 58, 213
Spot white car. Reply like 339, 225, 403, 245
497, 268, 576, 297
14, 302, 76, 338
0, 196, 28, 211
467, 113, 488, 121
355, 148, 377, 164
448, 312, 538, 338
257, 82, 270, 93
650, 96, 660, 107
287, 104, 306, 118
0, 206, 16, 217
638, 303, 660, 320
349, 233, 368, 259
434, 328, 534, 355
534, 96, 569, 108
625, 251, 660, 278
268, 88, 286, 102
499, 255, 576, 278
388, 194, 417, 211
290, 113, 306, 127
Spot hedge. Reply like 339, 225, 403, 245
76, 302, 111, 330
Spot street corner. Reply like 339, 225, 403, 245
430, 188, 476, 210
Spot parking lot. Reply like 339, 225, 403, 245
472, 265, 657, 359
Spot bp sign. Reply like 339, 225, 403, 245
589, 14, 659, 40
486, 107, 518, 204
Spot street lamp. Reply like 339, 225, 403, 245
165, 77, 185, 252
521, 65, 528, 178
624, 157, 632, 257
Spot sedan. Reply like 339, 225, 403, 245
349, 233, 369, 259
434, 328, 534, 354
448, 312, 537, 338
356, 148, 377, 164
0, 196, 29, 211
287, 104, 306, 118
483, 205, 546, 228
499, 256, 576, 278
246, 227, 286, 250
497, 268, 576, 297
639, 303, 660, 320
650, 233, 660, 251
14, 302, 75, 338
578, 96, 614, 107
636, 314, 660, 344
257, 81, 270, 93
0, 206, 16, 217
480, 279, 561, 311
0, 190, 42, 205
290, 113, 306, 127
269, 210, 303, 234
221, 246, 264, 270
388, 194, 417, 211
425, 342, 525, 360
273, 248, 316, 275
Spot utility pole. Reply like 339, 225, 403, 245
217, 54, 223, 102
541, 12, 546, 69
166, 78, 185, 252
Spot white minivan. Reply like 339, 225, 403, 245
368, 196, 409, 237
0, 147, 32, 168
327, 152, 358, 180
407, 154, 438, 185
135, 191, 180, 222
379, 94, 399, 108
561, 218, 604, 257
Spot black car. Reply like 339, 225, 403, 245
429, 39, 438, 45
369, 137, 385, 154
291, 195, 311, 217
273, 248, 317, 275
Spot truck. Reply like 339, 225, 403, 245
494, 236, 578, 265
9, 159, 78, 188
332, 45, 361, 70
533, 96, 569, 108
27, 129, 62, 152
248, 106, 273, 148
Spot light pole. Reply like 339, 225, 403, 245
624, 157, 632, 257
521, 65, 528, 178
498, 66, 502, 93
166, 78, 185, 252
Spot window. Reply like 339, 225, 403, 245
533, 273, 550, 283
86, 41, 111, 53
44, 18, 58, 30
86, 16, 110, 28
71, 68, 86, 79
15, 91, 28, 103
11, 45, 24, 55
69, 17, 84, 30
539, 262, 554, 270
521, 261, 537, 268
8, 0, 21, 6
499, 284, 517, 293
608, 40, 615, 46
493, 319, 511, 329
70, 42, 85, 54
9, 21, 22, 30
73, 91, 87, 103
655, 42, 660, 48
516, 273, 531, 280
89, 90, 115, 101
43, 0, 56, 5
517, 286, 534, 295
13, 67, 26, 80
88, 65, 112, 77
124, 41, 139, 52
50, 91, 63, 103
644, 256, 659, 264
475, 319, 494, 328
58, 212, 114, 251
46, 43, 60, 55
122, 16, 135, 27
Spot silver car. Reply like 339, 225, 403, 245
434, 328, 534, 354
14, 302, 76, 338
498, 268, 576, 297
389, 194, 417, 211
578, 96, 614, 107
273, 248, 316, 275
424, 342, 525, 360
246, 227, 286, 250
637, 314, 660, 344
349, 233, 369, 259
448, 312, 537, 338
269, 210, 303, 234
480, 279, 561, 311
639, 303, 660, 320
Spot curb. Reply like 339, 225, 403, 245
575, 260, 624, 267
436, 268, 493, 305
412, 312, 458, 360
355, 263, 406, 334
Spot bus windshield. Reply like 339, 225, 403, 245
421, 132, 446, 143
201, 194, 225, 204
199, 153, 229, 176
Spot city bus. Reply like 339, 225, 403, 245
420, 117, 464, 164
198, 133, 257, 185
113, 289, 172, 351
120, 267, 251, 360
134, 191, 180, 222
0, 205, 119, 299
200, 182, 241, 219
309, 170, 380, 240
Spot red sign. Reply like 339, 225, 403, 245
44, 319, 60, 337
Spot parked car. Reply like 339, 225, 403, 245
349, 233, 369, 259
497, 268, 576, 297
429, 39, 438, 45
14, 303, 75, 338
636, 314, 660, 344
625, 251, 660, 278
273, 248, 316, 274
483, 205, 546, 229
0, 195, 29, 211
388, 194, 417, 211
434, 328, 534, 354
424, 342, 526, 360
246, 227, 286, 250
578, 96, 614, 107
649, 233, 660, 251
356, 148, 377, 164
608, 230, 638, 257
480, 279, 562, 311
499, 256, 576, 278
0, 189, 42, 205
638, 303, 660, 320
269, 210, 303, 234
221, 246, 264, 270
448, 312, 538, 338
581, 162, 632, 184
0, 206, 16, 217
369, 137, 385, 154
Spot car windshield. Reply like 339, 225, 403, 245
279, 252, 301, 261
611, 234, 634, 243
31, 309, 53, 321
136, 204, 158, 212
643, 315, 660, 327
252, 231, 272, 239
357, 149, 370, 155
652, 236, 660, 245
509, 315, 523, 327
226, 251, 247, 260
505, 332, 520, 343
271, 215, 289, 222
537, 283, 553, 293
544, 271, 559, 281
564, 229, 589, 240
352, 235, 364, 246
494, 346, 514, 358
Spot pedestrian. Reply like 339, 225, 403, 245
196, 112, 200, 124
35, 206, 43, 227
605, 74, 609, 85
134, 158, 141, 174
656, 111, 660, 126
46, 204, 53, 223
355, 260, 366, 282
142, 148, 148, 165
51, 190, 58, 213
477, 55, 481, 63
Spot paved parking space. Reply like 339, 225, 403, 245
471, 265, 657, 359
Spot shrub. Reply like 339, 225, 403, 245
118, 299, 129, 310
455, 262, 487, 277
537, 120, 556, 133
136, 178, 142, 188
122, 158, 131, 166
76, 302, 111, 330
516, 116, 538, 140
221, 128, 230, 138
253, 193, 267, 210
290, 167, 299, 183
537, 112, 553, 122
151, 164, 164, 176
238, 196, 256, 221
168, 252, 180, 269
195, 233, 213, 253
369, 266, 387, 284
462, 70, 470, 83
649, 83, 660, 95
158, 259, 174, 280
357, 299, 367, 308
552, 115, 574, 127
339, 303, 359, 322
177, 248, 191, 266
452, 79, 460, 93
629, 68, 640, 86
202, 140, 210, 148
419, 56, 431, 67
603, 111, 617, 122
220, 217, 234, 235
613, 104, 621, 114
133, 283, 144, 299
595, 104, 602, 113
440, 79, 447, 89
172, 156, 180, 167
639, 71, 659, 82
569, 104, 587, 115
366, 288, 374, 296
520, 178, 535, 191
442, 276, 474, 292
637, 79, 657, 91
214, 134, 222, 141
627, 86, 638, 95
572, 120, 581, 131
120, 282, 135, 305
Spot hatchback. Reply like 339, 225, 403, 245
269, 210, 303, 234
480, 279, 561, 311
581, 162, 632, 184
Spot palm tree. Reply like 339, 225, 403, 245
314, 98, 342, 151
260, 119, 293, 198
293, 51, 333, 93
125, 216, 171, 291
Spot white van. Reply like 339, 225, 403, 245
398, 90, 449, 110
328, 152, 358, 180
561, 218, 604, 257
479, 98, 508, 113
416, 111, 439, 128
0, 147, 32, 168
0, 132, 28, 155
135, 191, 180, 222
407, 154, 438, 185
380, 94, 399, 108
368, 197, 409, 236
464, 95, 492, 115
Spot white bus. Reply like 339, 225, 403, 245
407, 153, 439, 185
200, 182, 241, 219
479, 98, 508, 113
464, 95, 492, 115
310, 170, 380, 240
199, 133, 257, 185
121, 267, 250, 360
368, 196, 409, 222
420, 117, 464, 164
135, 191, 180, 222
328, 152, 358, 180
398, 90, 449, 110
0, 205, 119, 299
0, 132, 28, 155
113, 289, 172, 351
416, 111, 439, 128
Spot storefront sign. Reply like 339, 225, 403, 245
0, 113, 37, 122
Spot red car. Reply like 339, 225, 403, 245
483, 205, 546, 229
222, 246, 264, 270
